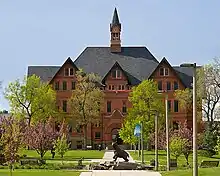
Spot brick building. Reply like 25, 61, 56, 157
28, 8, 194, 149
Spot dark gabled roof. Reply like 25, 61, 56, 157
27, 66, 60, 82
173, 67, 194, 88
149, 57, 192, 88
111, 8, 120, 26
74, 47, 159, 85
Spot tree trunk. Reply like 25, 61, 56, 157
9, 164, 12, 176
40, 152, 44, 159
83, 125, 87, 150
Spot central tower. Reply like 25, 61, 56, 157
110, 8, 121, 53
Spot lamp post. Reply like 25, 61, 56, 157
180, 63, 197, 176
158, 91, 170, 171
155, 111, 159, 171
165, 93, 170, 171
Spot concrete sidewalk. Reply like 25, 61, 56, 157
80, 170, 161, 176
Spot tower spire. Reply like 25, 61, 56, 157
110, 8, 121, 53
112, 8, 120, 26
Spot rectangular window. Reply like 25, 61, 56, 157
55, 81, 59, 90
174, 81, 179, 90
165, 68, 169, 76
158, 81, 162, 91
121, 85, 125, 90
174, 100, 179, 112
70, 68, 74, 76
64, 68, 69, 76
118, 85, 121, 90
63, 81, 67, 90
112, 85, 115, 90
62, 100, 67, 112
159, 68, 169, 76
72, 81, 76, 90
95, 132, 101, 139
168, 100, 171, 112
112, 70, 121, 79
76, 125, 83, 133
122, 101, 127, 113
159, 68, 164, 76
167, 81, 171, 91
107, 101, 111, 113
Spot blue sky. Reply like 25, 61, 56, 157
0, 0, 220, 110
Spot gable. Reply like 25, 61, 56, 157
149, 57, 187, 88
49, 57, 78, 84
102, 62, 129, 84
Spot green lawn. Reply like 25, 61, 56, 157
0, 170, 81, 176
130, 150, 220, 170
19, 149, 104, 161
161, 167, 220, 176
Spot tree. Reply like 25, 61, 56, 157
170, 136, 188, 160
4, 75, 57, 124
172, 121, 192, 166
203, 125, 217, 157
24, 118, 59, 159
0, 116, 26, 176
54, 134, 70, 164
120, 80, 164, 147
175, 59, 220, 124
215, 136, 220, 155
69, 70, 104, 149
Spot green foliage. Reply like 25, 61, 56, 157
54, 134, 70, 159
120, 80, 164, 144
69, 69, 104, 148
203, 126, 217, 157
4, 75, 57, 123
170, 136, 188, 160
215, 136, 220, 154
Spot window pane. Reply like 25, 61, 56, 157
121, 85, 125, 90
107, 101, 111, 113
122, 102, 127, 113
64, 68, 69, 76
174, 81, 179, 90
158, 81, 162, 91
165, 68, 169, 76
168, 100, 171, 112
63, 81, 67, 90
112, 85, 115, 90
63, 100, 67, 112
108, 85, 111, 90
174, 100, 179, 112
118, 85, 121, 90
55, 82, 59, 90
70, 68, 74, 75
167, 82, 171, 91
72, 81, 76, 90
112, 70, 116, 78
159, 68, 164, 76
95, 132, 101, 139
116, 70, 121, 78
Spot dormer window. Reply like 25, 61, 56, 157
112, 69, 121, 79
159, 68, 169, 76
64, 68, 75, 76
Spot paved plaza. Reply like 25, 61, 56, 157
80, 150, 161, 176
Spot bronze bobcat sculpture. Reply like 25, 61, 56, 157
112, 142, 129, 162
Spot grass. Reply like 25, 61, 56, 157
161, 167, 220, 176
0, 169, 81, 176
130, 150, 220, 170
19, 149, 104, 161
